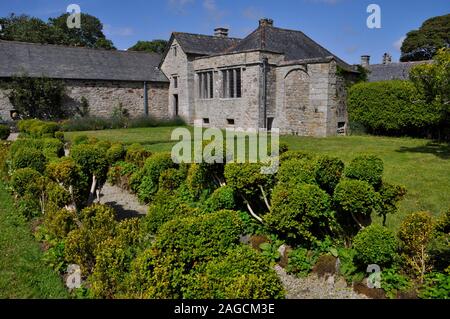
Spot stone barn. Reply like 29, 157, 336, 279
0, 40, 169, 121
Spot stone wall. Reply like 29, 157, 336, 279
192, 51, 264, 130
160, 39, 193, 122
0, 79, 169, 121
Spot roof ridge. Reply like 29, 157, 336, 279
0, 39, 162, 57
173, 31, 242, 41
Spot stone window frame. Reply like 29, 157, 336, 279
173, 75, 178, 89
221, 68, 242, 99
197, 71, 214, 100
172, 45, 178, 57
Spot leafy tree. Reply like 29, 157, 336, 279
410, 48, 450, 139
48, 13, 115, 49
401, 14, 450, 62
0, 14, 63, 44
128, 40, 168, 54
0, 13, 115, 49
8, 75, 67, 120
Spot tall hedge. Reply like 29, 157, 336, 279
347, 80, 440, 136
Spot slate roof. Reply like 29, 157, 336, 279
226, 25, 354, 70
0, 40, 169, 82
367, 61, 432, 82
172, 32, 241, 56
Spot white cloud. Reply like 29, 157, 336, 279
203, 0, 226, 22
393, 36, 406, 51
168, 0, 195, 14
103, 25, 134, 37
242, 6, 264, 20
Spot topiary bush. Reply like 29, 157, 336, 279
203, 186, 236, 213
10, 147, 47, 173
125, 143, 150, 167
155, 210, 243, 268
353, 225, 398, 267
398, 211, 435, 282
65, 204, 117, 273
265, 184, 335, 245
276, 158, 317, 187
43, 208, 77, 240
333, 179, 381, 232
107, 161, 139, 190
158, 167, 186, 192
344, 155, 384, 189
378, 182, 407, 225
141, 190, 197, 235
106, 143, 125, 165
42, 138, 65, 159
182, 245, 285, 299
0, 124, 10, 140
136, 152, 175, 203
17, 119, 60, 138
315, 155, 345, 194
10, 167, 42, 196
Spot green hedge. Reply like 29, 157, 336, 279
348, 80, 440, 136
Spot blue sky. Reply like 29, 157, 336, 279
1, 0, 448, 64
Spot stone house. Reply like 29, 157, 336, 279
0, 40, 169, 121
161, 18, 358, 136
1, 18, 359, 137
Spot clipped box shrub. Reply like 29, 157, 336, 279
65, 204, 117, 273
155, 210, 243, 267
182, 245, 285, 299
333, 179, 381, 227
10, 167, 42, 196
44, 208, 77, 240
141, 191, 197, 235
353, 225, 398, 267
277, 158, 317, 187
158, 167, 186, 192
203, 186, 236, 213
70, 143, 109, 184
106, 143, 125, 165
137, 152, 175, 203
107, 161, 139, 190
224, 162, 274, 197
315, 155, 345, 194
344, 155, 384, 188
0, 124, 10, 140
398, 211, 435, 281
18, 119, 60, 138
42, 138, 65, 159
265, 184, 334, 245
125, 143, 151, 167
10, 147, 47, 173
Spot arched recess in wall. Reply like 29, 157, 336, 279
284, 68, 310, 129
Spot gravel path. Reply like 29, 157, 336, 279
275, 265, 367, 299
99, 183, 148, 220
7, 133, 19, 142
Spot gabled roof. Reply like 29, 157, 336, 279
367, 61, 432, 82
0, 40, 169, 82
172, 32, 241, 56
226, 24, 353, 70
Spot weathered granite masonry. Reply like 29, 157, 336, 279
160, 19, 357, 136
0, 79, 169, 121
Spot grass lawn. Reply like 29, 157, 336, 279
0, 181, 68, 299
65, 127, 450, 229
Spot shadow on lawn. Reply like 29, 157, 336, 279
396, 141, 450, 160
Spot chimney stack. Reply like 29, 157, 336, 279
259, 18, 274, 27
361, 55, 370, 67
214, 27, 229, 38
382, 53, 392, 64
